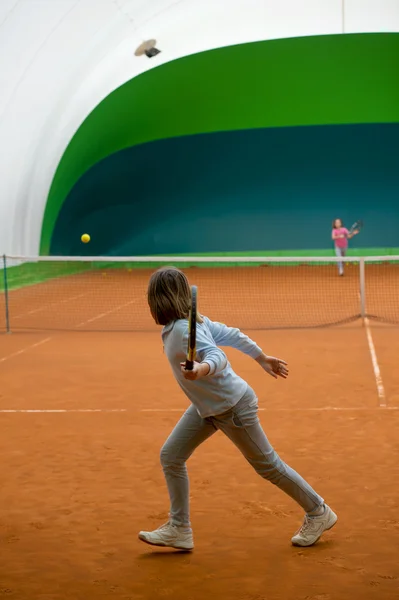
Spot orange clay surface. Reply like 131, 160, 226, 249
0, 323, 398, 600
2, 263, 398, 333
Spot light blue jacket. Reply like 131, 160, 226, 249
162, 316, 262, 418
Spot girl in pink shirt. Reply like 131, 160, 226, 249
331, 218, 359, 276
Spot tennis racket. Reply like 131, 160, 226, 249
185, 285, 197, 371
348, 219, 363, 234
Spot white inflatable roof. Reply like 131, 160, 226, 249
1, 0, 398, 256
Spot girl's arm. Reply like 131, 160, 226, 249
203, 318, 262, 359
204, 318, 288, 379
182, 326, 228, 376
181, 320, 288, 380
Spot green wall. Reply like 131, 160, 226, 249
50, 123, 399, 256
42, 33, 399, 255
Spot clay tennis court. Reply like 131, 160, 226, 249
1, 263, 398, 599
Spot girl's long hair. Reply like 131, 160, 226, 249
148, 267, 203, 326
332, 218, 343, 229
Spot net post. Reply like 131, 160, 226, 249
2, 254, 11, 334
359, 257, 366, 322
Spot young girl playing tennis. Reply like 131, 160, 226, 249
139, 267, 337, 551
332, 218, 359, 276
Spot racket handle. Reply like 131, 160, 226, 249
185, 359, 194, 371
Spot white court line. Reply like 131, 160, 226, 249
364, 317, 386, 408
12, 292, 88, 320
357, 287, 387, 409
0, 406, 397, 414
0, 337, 51, 364
140, 407, 399, 413
76, 298, 138, 328
0, 409, 127, 413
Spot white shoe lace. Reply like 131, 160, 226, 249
296, 515, 316, 536
155, 521, 190, 536
158, 521, 173, 532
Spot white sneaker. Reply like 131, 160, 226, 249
291, 505, 337, 547
138, 521, 194, 551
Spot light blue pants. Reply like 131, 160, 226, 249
160, 387, 324, 527
335, 246, 346, 275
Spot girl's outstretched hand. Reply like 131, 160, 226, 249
255, 353, 289, 379
180, 361, 210, 381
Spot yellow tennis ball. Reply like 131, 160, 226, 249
81, 233, 90, 243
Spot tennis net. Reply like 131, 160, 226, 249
1, 255, 398, 332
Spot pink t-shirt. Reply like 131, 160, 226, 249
332, 227, 349, 248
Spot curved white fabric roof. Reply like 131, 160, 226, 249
1, 0, 398, 256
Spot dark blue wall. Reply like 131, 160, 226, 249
51, 123, 399, 256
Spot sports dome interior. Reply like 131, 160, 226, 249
1, 0, 398, 257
